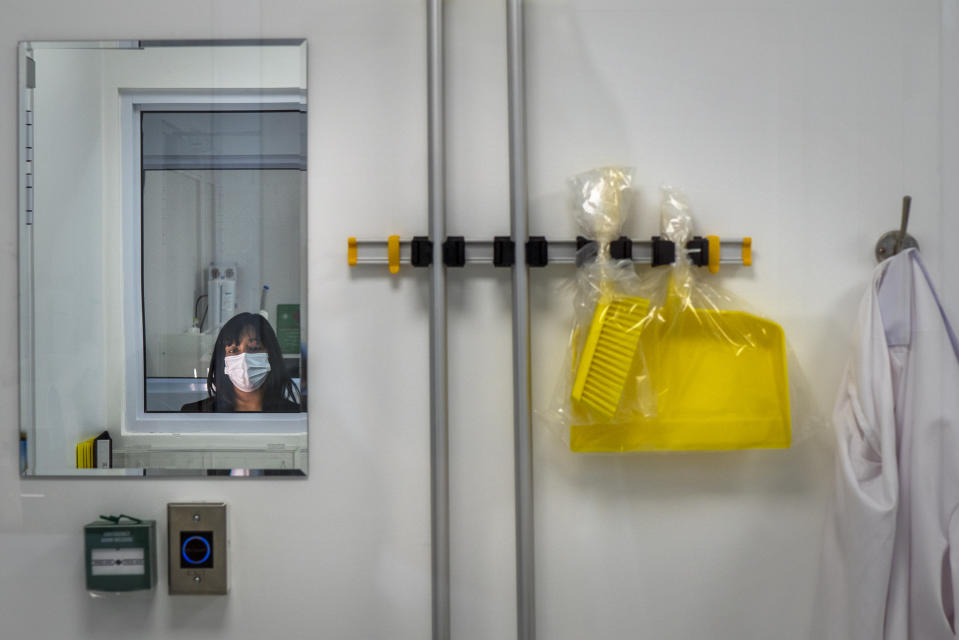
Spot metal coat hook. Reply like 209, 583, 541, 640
875, 195, 920, 262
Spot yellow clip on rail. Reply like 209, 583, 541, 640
348, 238, 358, 266
742, 237, 752, 266
388, 235, 401, 274
707, 235, 720, 274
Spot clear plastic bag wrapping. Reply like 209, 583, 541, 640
546, 170, 817, 452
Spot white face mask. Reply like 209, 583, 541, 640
223, 352, 271, 392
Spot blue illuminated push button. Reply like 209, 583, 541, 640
179, 531, 214, 568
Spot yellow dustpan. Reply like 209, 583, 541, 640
570, 285, 791, 452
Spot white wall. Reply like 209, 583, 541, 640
1, 1, 956, 639
527, 6, 946, 639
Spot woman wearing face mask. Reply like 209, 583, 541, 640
181, 312, 301, 412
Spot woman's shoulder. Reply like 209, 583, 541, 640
180, 396, 299, 413
268, 397, 301, 413
181, 397, 215, 412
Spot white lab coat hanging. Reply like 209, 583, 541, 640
814, 248, 959, 639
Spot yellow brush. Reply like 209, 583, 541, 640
571, 296, 651, 418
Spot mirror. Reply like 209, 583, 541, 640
18, 40, 308, 476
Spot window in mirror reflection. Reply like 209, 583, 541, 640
141, 110, 306, 413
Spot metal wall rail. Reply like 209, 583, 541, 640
426, 0, 450, 638
506, 0, 535, 638
348, 237, 754, 270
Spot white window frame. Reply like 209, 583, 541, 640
120, 89, 307, 436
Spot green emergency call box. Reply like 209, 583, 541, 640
84, 515, 157, 592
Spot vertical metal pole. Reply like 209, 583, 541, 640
507, 1, 535, 639
427, 1, 450, 639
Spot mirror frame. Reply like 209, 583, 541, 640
18, 40, 309, 477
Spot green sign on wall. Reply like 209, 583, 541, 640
276, 304, 301, 355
